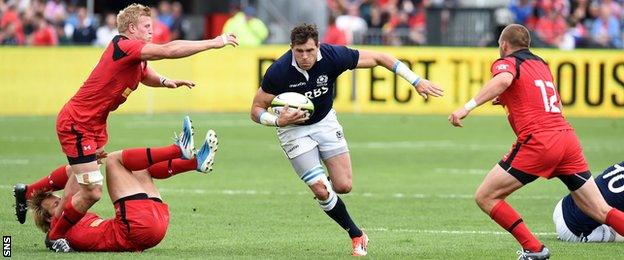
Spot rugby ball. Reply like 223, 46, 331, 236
269, 92, 315, 116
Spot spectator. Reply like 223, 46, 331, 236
336, 4, 368, 44
43, 0, 63, 22
222, 6, 268, 46
509, 0, 535, 24
29, 13, 57, 45
71, 6, 96, 45
534, 7, 567, 47
0, 2, 25, 44
169, 1, 188, 40
590, 4, 622, 48
151, 7, 170, 44
323, 15, 348, 45
95, 12, 117, 47
158, 0, 174, 28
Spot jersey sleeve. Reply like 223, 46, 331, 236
117, 39, 145, 62
260, 65, 281, 95
328, 44, 359, 72
491, 58, 516, 78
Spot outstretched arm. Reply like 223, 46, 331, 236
140, 33, 238, 61
448, 72, 513, 127
356, 50, 444, 99
141, 66, 195, 89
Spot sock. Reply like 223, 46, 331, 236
121, 145, 181, 171
47, 197, 86, 240
490, 200, 542, 252
147, 158, 197, 179
26, 165, 69, 199
606, 208, 624, 236
322, 196, 363, 238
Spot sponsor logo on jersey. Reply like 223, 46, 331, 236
316, 75, 328, 87
83, 145, 92, 151
122, 87, 134, 98
289, 82, 306, 88
287, 144, 299, 153
497, 64, 509, 71
336, 130, 344, 139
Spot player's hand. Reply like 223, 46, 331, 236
214, 33, 238, 48
95, 149, 107, 165
492, 97, 502, 106
448, 107, 469, 127
163, 79, 196, 89
414, 79, 444, 100
276, 103, 310, 126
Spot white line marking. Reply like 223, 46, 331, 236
368, 227, 556, 236
0, 185, 560, 201
434, 168, 487, 175
0, 159, 29, 165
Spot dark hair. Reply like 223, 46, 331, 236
500, 24, 531, 48
290, 23, 318, 45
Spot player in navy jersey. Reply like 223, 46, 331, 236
449, 24, 624, 259
250, 23, 443, 256
553, 161, 624, 242
13, 3, 238, 246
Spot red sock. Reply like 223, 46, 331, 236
606, 208, 624, 236
121, 145, 181, 171
26, 165, 69, 199
48, 197, 85, 240
147, 158, 197, 179
490, 200, 542, 252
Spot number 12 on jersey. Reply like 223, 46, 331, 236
534, 80, 561, 113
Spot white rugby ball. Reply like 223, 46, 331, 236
269, 92, 315, 116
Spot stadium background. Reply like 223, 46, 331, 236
1, 0, 623, 258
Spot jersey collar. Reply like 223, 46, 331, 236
291, 50, 323, 81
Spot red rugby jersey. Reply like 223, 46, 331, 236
62, 35, 148, 125
491, 49, 572, 139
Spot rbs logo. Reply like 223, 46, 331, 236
304, 87, 329, 99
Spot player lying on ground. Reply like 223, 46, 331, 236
20, 117, 218, 252
35, 2, 236, 245
448, 24, 624, 260
250, 23, 443, 256
553, 161, 624, 243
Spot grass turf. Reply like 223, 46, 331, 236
1, 113, 623, 259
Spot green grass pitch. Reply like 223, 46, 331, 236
1, 113, 623, 259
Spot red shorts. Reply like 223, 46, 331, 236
56, 110, 107, 163
66, 195, 170, 252
499, 130, 589, 179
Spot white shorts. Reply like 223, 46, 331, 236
277, 109, 348, 159
553, 199, 623, 242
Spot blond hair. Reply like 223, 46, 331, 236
116, 3, 151, 33
28, 191, 55, 233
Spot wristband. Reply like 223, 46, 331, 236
464, 98, 477, 111
159, 76, 167, 86
393, 61, 421, 86
221, 33, 229, 45
259, 111, 279, 127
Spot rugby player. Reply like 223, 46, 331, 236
449, 24, 624, 259
250, 23, 443, 256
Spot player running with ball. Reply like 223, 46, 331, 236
13, 3, 237, 245
449, 24, 624, 259
250, 23, 443, 256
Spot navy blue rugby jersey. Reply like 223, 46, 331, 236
261, 43, 359, 125
561, 162, 624, 236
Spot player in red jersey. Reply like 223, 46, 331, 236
27, 119, 218, 252
13, 3, 237, 241
449, 24, 624, 259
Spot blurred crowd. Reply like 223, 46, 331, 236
508, 0, 624, 49
2, 0, 623, 49
325, 0, 456, 46
0, 0, 189, 46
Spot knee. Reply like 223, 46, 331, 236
474, 189, 490, 210
332, 182, 352, 194
310, 182, 330, 201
